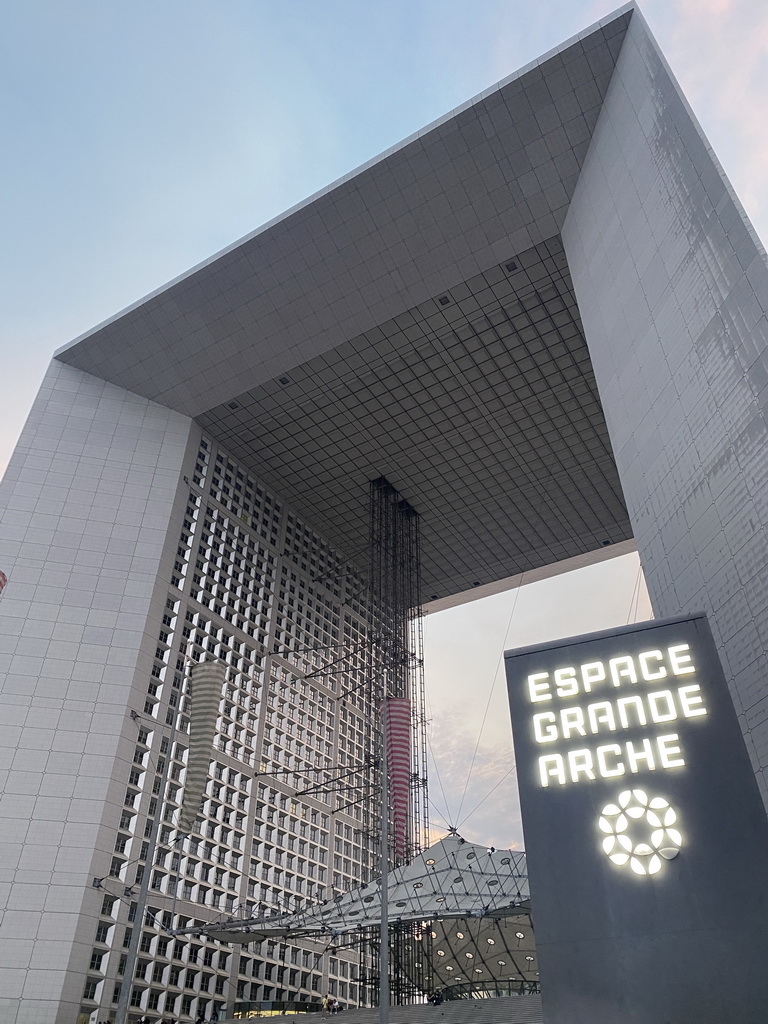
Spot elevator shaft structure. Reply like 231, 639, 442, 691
360, 477, 429, 1006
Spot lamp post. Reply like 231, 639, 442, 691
379, 697, 389, 1024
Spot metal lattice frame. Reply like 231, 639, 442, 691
230, 477, 431, 1007
186, 834, 537, 999
191, 835, 530, 936
361, 478, 430, 1005
367, 477, 429, 856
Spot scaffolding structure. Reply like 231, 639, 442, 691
358, 477, 430, 1007
239, 476, 431, 1009
367, 477, 429, 856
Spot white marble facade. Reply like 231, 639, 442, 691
563, 7, 768, 800
0, 361, 196, 1023
3, 4, 768, 1022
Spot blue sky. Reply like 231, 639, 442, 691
1, 0, 766, 846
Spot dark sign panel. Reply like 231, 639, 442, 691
505, 614, 768, 1024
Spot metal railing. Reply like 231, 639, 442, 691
444, 981, 541, 1000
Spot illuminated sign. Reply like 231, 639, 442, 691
504, 615, 768, 1023
525, 642, 706, 789
598, 788, 681, 875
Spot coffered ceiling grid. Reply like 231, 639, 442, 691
51, 11, 637, 602
56, 11, 632, 423
198, 237, 630, 599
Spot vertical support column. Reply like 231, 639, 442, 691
378, 698, 389, 1024
564, 9, 768, 804
366, 478, 428, 1006
0, 360, 196, 1023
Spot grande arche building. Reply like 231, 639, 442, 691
2, 4, 768, 1023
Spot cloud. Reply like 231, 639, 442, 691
426, 699, 524, 850
678, 0, 734, 16
423, 553, 652, 852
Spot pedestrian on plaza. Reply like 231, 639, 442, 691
322, 995, 329, 1015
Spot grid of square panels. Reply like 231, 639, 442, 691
198, 238, 631, 599
561, 7, 768, 803
56, 14, 633, 428
78, 431, 371, 1021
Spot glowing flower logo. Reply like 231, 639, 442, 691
599, 789, 682, 875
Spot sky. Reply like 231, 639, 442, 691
1, 0, 765, 849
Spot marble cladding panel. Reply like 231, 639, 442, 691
563, 9, 768, 800
55, 12, 634, 418
0, 360, 196, 1023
